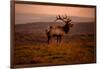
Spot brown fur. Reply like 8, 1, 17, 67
45, 15, 73, 46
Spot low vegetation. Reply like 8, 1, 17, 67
13, 33, 96, 67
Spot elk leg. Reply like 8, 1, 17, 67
57, 35, 62, 46
57, 36, 59, 46
57, 36, 60, 46
47, 36, 51, 44
59, 36, 62, 44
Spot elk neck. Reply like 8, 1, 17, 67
62, 23, 70, 34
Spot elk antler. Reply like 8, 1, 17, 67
62, 14, 68, 19
55, 15, 62, 21
67, 18, 72, 23
55, 15, 72, 23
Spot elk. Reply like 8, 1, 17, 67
45, 15, 73, 46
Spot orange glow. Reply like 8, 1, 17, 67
15, 4, 95, 18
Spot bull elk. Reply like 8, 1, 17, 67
45, 15, 73, 46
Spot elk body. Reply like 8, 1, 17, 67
45, 15, 73, 46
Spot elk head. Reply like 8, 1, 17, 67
55, 15, 73, 33
55, 15, 73, 28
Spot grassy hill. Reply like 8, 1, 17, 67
13, 22, 96, 68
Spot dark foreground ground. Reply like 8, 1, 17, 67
12, 22, 96, 68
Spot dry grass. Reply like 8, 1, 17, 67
13, 33, 96, 67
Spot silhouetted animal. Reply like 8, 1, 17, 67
45, 15, 73, 46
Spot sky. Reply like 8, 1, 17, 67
15, 4, 95, 24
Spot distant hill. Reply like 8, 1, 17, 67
70, 22, 96, 35
15, 14, 95, 24
15, 22, 96, 35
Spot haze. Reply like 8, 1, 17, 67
15, 4, 95, 24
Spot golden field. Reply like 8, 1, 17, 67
12, 22, 96, 68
